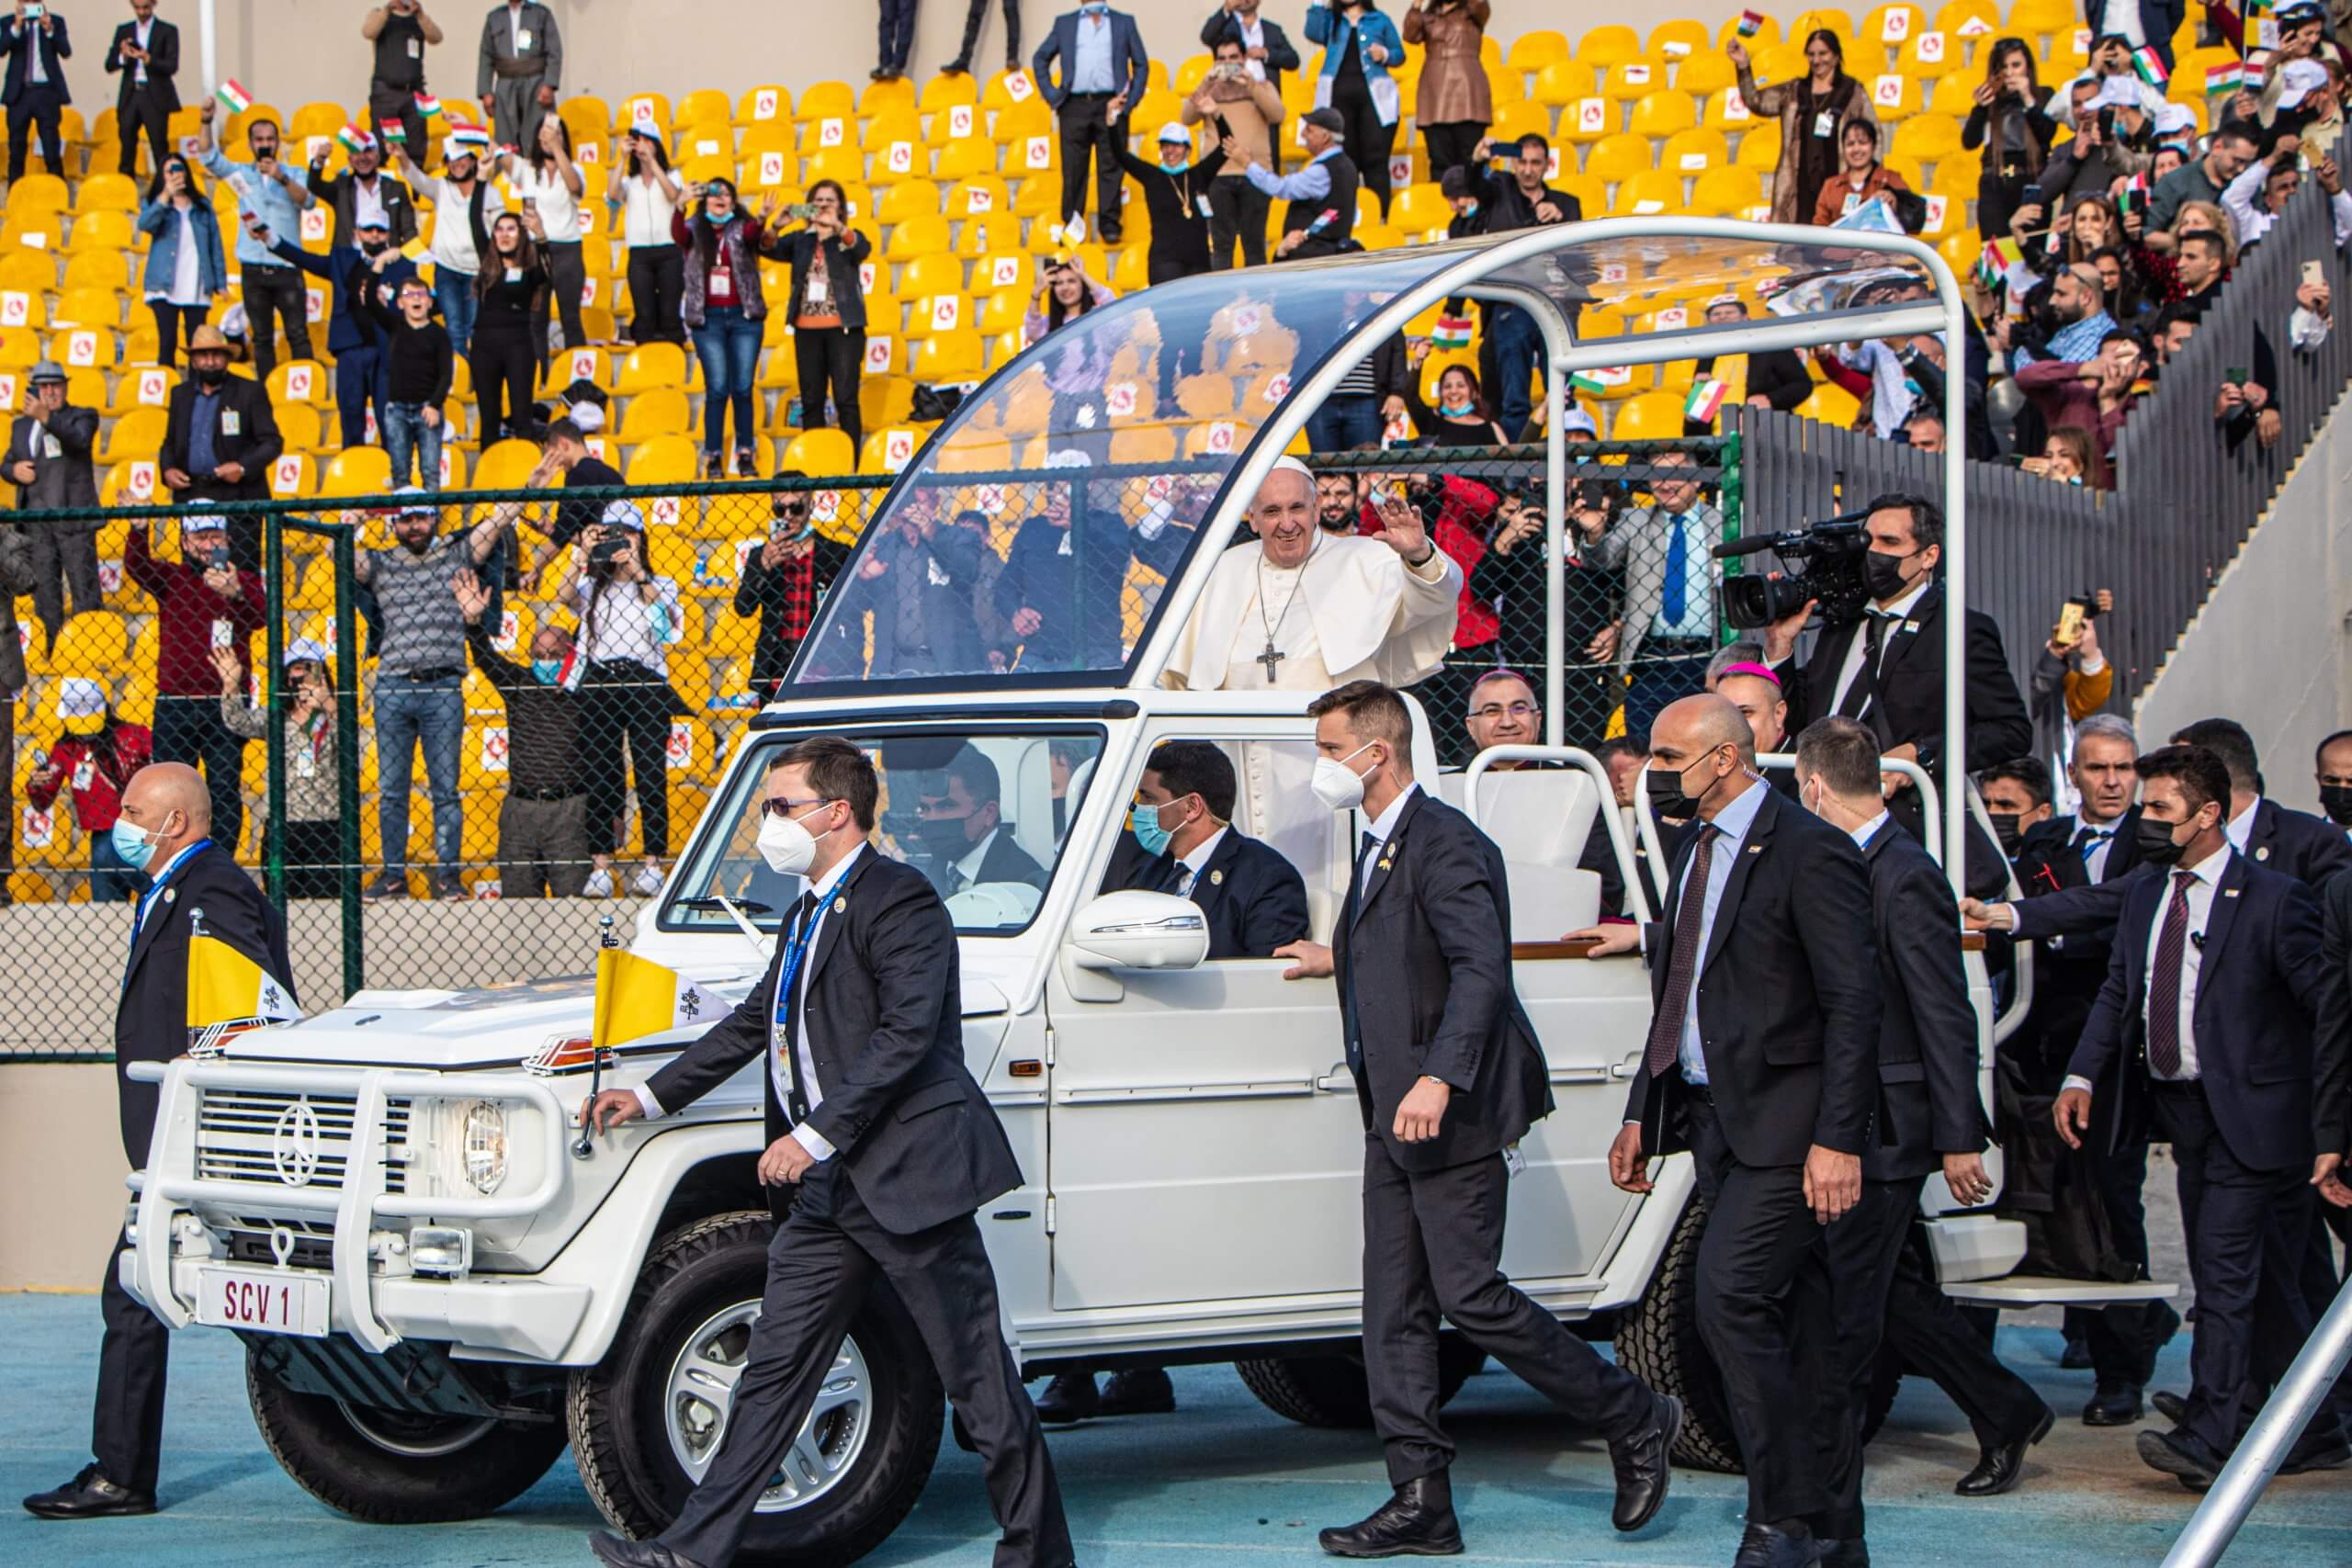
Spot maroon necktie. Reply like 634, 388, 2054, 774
1645, 824, 1719, 1078
2145, 870, 2196, 1078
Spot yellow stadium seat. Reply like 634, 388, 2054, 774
97, 408, 165, 464
1612, 170, 1686, 217
1631, 90, 1698, 140
735, 82, 794, 128
877, 180, 941, 224
1507, 30, 1571, 73
617, 388, 690, 443
801, 146, 865, 191
1531, 60, 1599, 108
947, 178, 1013, 228
1717, 11, 1783, 46
1110, 244, 1148, 293
51, 612, 128, 679
897, 251, 966, 299
1860, 4, 1928, 51
932, 137, 995, 183
860, 75, 917, 118
2007, 0, 2077, 46
1736, 124, 1784, 171
64, 209, 137, 256
1586, 133, 1656, 184
921, 73, 981, 115
1933, 0, 2001, 37
1894, 112, 1962, 162
974, 284, 1029, 337
1611, 390, 1690, 441
913, 330, 983, 384
1488, 101, 1551, 149
797, 80, 857, 123
268, 359, 332, 407
1753, 42, 1808, 85
1693, 164, 1769, 216
104, 363, 174, 415
50, 287, 121, 331
1867, 74, 1921, 121
907, 292, 967, 340
1662, 128, 1730, 175
1577, 25, 1644, 68
273, 401, 325, 453
1798, 381, 1863, 426
62, 250, 130, 293
1791, 9, 1858, 37
1678, 51, 1737, 99
625, 434, 701, 485
779, 428, 855, 476
268, 453, 317, 500
1897, 31, 1962, 79
1388, 182, 1453, 233
321, 446, 393, 497
71, 172, 140, 217
0, 251, 50, 300
8, 175, 69, 226
1928, 72, 1978, 118
1601, 59, 1672, 104
614, 343, 688, 396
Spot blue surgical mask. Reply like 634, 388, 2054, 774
1159, 157, 1190, 175
1081, 2, 1108, 14
111, 816, 162, 872
1130, 801, 1175, 859
1441, 399, 1474, 417
531, 659, 562, 685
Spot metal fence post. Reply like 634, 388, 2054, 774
332, 524, 362, 999
1717, 426, 1745, 648
262, 513, 286, 913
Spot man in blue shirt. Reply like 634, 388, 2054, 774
1236, 106, 1359, 259
2011, 263, 2117, 373
1591, 450, 1727, 743
1035, 3, 1148, 243
195, 97, 317, 378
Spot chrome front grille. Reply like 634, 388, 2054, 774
194, 1089, 413, 1194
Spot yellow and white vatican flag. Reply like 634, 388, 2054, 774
187, 932, 302, 1055
591, 948, 714, 1052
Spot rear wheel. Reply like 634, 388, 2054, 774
1236, 1336, 1488, 1429
567, 1211, 943, 1568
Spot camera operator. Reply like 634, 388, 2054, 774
559, 502, 686, 898
1760, 493, 2031, 892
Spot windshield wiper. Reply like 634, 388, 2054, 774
677, 897, 776, 917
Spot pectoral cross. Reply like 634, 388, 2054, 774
1258, 639, 1286, 681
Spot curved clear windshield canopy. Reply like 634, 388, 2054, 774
788, 228, 1937, 694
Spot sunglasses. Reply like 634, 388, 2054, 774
759, 796, 833, 819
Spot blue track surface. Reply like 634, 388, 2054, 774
3, 1291, 2348, 1566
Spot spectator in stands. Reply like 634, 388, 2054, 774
137, 154, 227, 371
364, 275, 455, 491
256, 203, 422, 453
2292, 264, 2334, 352
1729, 28, 1874, 226
561, 502, 685, 897
1317, 469, 1361, 532
106, 0, 177, 181
2009, 262, 2117, 371
770, 179, 868, 457
2171, 226, 2231, 311
1200, 0, 1299, 96
1035, 3, 1148, 245
1402, 0, 1490, 186
2216, 344, 2285, 451
612, 130, 684, 346
476, 0, 560, 151
1593, 449, 1724, 740
1024, 254, 1115, 345
128, 506, 265, 848
2148, 121, 2258, 231
2028, 589, 2115, 768
2068, 34, 2168, 117
1400, 341, 1510, 446
211, 638, 341, 898
158, 327, 281, 572
2023, 424, 2110, 487
1185, 37, 1285, 269
2015, 329, 2143, 461
1470, 478, 1623, 746
1117, 124, 1226, 286
494, 115, 585, 352
1963, 39, 2057, 243
1303, 333, 1407, 456
1233, 105, 1360, 259
874, 0, 918, 80
306, 126, 418, 251
1904, 410, 1946, 452
454, 567, 590, 897
2219, 136, 2310, 249
390, 132, 502, 355
469, 210, 547, 444
676, 177, 784, 479
1812, 118, 1912, 229
535, 414, 624, 553
2014, 193, 2120, 280
1303, 0, 1405, 221
735, 480, 853, 701
1697, 297, 1811, 423
29, 679, 150, 901
835, 488, 995, 677
1821, 326, 1921, 439
0, 0, 69, 184
356, 489, 508, 900
2025, 78, 2147, 209
195, 102, 315, 378
2089, 244, 2152, 327
993, 479, 1185, 672
6, 361, 99, 649
363, 1, 443, 160
944, 0, 1022, 77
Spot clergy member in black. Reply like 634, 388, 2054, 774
1792, 718, 2051, 1530
582, 738, 1072, 1568
2057, 743, 2344, 1492
1586, 694, 1881, 1568
1277, 681, 1679, 1559
23, 763, 292, 1522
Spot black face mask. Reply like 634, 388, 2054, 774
360, 238, 390, 258
2323, 784, 2352, 827
1646, 749, 1719, 818
193, 363, 227, 389
1863, 548, 1916, 602
1988, 810, 2024, 854
915, 815, 977, 862
2134, 813, 2191, 866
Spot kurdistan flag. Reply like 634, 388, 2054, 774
216, 79, 254, 116
187, 932, 300, 1054
593, 947, 715, 1050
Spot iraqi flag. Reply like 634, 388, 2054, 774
1685, 378, 1728, 423
215, 78, 254, 117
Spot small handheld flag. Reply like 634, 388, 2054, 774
1685, 378, 1729, 423
1568, 369, 1609, 395
215, 78, 254, 117
1737, 8, 1766, 37
1431, 314, 1475, 350
336, 123, 375, 155
414, 92, 443, 119
2207, 62, 2245, 95
2131, 46, 2169, 87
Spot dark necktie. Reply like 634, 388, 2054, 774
1156, 857, 1187, 896
1645, 823, 1720, 1078
2075, 825, 2115, 874
2145, 870, 2196, 1078
1341, 832, 1379, 1062
1838, 613, 1892, 719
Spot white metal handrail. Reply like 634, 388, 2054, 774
1463, 744, 1652, 924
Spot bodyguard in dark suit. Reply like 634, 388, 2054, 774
1591, 693, 1880, 1568
0, 0, 70, 182
22, 762, 292, 1521
2056, 744, 2345, 1490
1034, 6, 1150, 240
582, 738, 1072, 1568
1278, 681, 1678, 1558
106, 1, 179, 179
914, 744, 1048, 900
1792, 718, 2050, 1535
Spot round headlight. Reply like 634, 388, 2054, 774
460, 1100, 508, 1196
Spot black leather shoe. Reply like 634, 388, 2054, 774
1815, 1539, 1871, 1567
2060, 1336, 2093, 1371
1034, 1371, 1100, 1424
2136, 1427, 2223, 1492
1731, 1520, 1820, 1568
22, 1466, 156, 1519
1956, 1404, 2053, 1497
2082, 1379, 2143, 1427
1317, 1475, 1463, 1558
1608, 1393, 1679, 1532
2151, 1389, 2189, 1426
1100, 1367, 1176, 1416
2282, 1420, 2352, 1474
940, 59, 971, 75
587, 1532, 704, 1568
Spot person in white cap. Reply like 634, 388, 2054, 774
560, 499, 686, 897
27, 676, 153, 901
387, 127, 506, 355
211, 637, 343, 898
1111, 120, 1229, 285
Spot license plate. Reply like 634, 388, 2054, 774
197, 1266, 330, 1337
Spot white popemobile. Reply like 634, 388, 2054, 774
123, 222, 2169, 1566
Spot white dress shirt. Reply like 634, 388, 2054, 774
1829, 578, 1930, 718
2225, 795, 2261, 855
1360, 781, 1419, 863
2077, 810, 2125, 884
1648, 776, 1770, 1085
1849, 809, 1891, 851
1173, 825, 1230, 897
635, 845, 864, 1161
2063, 842, 2226, 1091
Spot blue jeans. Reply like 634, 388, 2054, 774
373, 673, 463, 876
693, 306, 763, 460
1306, 393, 1386, 456
335, 343, 388, 450
381, 401, 444, 491
1488, 303, 1542, 443
435, 268, 479, 356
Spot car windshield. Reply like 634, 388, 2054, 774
662, 727, 1105, 936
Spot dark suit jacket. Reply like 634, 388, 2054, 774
304, 166, 420, 251
105, 17, 179, 112
2009, 809, 2143, 1084
116, 843, 293, 1168
2013, 798, 2352, 940
1622, 783, 1882, 1168
7, 404, 98, 511
1777, 582, 2031, 777
2319, 868, 2352, 1160
1108, 827, 1309, 959
1035, 8, 1149, 108
1198, 9, 1300, 96
159, 375, 282, 502
1336, 787, 1551, 1172
2068, 850, 2338, 1172
1861, 817, 1986, 1180
645, 850, 1023, 1235
0, 13, 70, 106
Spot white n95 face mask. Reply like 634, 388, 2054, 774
756, 807, 831, 876
1311, 741, 1378, 813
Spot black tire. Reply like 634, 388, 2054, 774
244, 1348, 567, 1522
1236, 1336, 1488, 1429
567, 1210, 943, 1568
1612, 1191, 1743, 1472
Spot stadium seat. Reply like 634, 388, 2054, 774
269, 360, 332, 407
1612, 170, 1685, 216
614, 343, 688, 396
626, 434, 701, 485
97, 409, 164, 464
1577, 25, 1644, 68
1586, 133, 1656, 184
1632, 90, 1699, 140
70, 172, 139, 217
50, 287, 120, 330
1649, 19, 1714, 62
735, 83, 794, 128
617, 388, 691, 443
320, 446, 393, 497
1610, 390, 1689, 441
1662, 128, 1730, 175
1506, 30, 1571, 73
780, 427, 855, 476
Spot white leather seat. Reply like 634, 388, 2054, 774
1439, 765, 1605, 941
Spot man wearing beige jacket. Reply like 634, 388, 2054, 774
1183, 34, 1286, 268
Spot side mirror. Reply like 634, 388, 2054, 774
1066, 891, 1211, 973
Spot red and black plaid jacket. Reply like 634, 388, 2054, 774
732, 534, 853, 695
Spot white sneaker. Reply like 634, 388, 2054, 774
631, 864, 665, 897
582, 867, 615, 897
